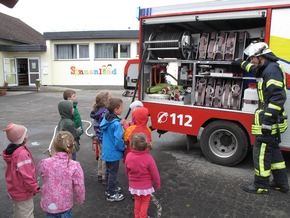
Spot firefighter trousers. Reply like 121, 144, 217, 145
253, 135, 289, 188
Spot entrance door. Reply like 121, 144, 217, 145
17, 58, 29, 86
28, 58, 40, 85
3, 58, 17, 86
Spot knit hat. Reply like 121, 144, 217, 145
129, 100, 144, 110
4, 123, 28, 144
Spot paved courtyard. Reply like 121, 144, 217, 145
0, 88, 290, 218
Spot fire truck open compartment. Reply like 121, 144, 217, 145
135, 2, 290, 166
140, 10, 266, 112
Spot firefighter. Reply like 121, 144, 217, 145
236, 42, 289, 194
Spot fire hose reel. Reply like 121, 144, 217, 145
145, 31, 193, 59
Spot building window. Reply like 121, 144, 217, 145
79, 44, 89, 59
120, 44, 130, 58
54, 44, 89, 60
94, 43, 130, 59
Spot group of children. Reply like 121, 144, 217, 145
90, 91, 161, 217
2, 90, 160, 218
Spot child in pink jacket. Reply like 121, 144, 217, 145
38, 131, 85, 217
125, 133, 161, 218
2, 123, 41, 218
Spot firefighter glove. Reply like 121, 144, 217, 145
234, 58, 243, 65
261, 123, 272, 136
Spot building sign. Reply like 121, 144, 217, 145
70, 64, 117, 75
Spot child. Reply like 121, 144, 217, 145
123, 106, 153, 162
90, 91, 111, 184
125, 133, 161, 218
38, 131, 85, 217
57, 100, 82, 160
123, 100, 144, 130
2, 123, 41, 218
63, 89, 83, 159
100, 98, 126, 202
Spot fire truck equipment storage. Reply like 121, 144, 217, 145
127, 0, 290, 166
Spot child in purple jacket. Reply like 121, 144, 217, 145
90, 91, 112, 184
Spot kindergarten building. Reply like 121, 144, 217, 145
0, 12, 139, 89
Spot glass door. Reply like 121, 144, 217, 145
3, 58, 17, 86
28, 58, 40, 85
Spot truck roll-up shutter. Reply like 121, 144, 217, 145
142, 10, 267, 25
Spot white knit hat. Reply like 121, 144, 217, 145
129, 100, 144, 110
4, 123, 27, 144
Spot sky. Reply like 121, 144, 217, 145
0, 0, 206, 33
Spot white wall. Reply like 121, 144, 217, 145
49, 60, 128, 86
42, 38, 139, 86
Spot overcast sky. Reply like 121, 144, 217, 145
0, 0, 210, 33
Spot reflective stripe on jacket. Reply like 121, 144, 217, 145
2, 145, 39, 201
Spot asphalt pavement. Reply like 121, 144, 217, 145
0, 88, 290, 218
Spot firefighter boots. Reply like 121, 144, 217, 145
243, 183, 269, 194
269, 181, 289, 194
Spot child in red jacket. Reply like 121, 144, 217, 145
125, 133, 161, 218
123, 106, 152, 163
2, 123, 40, 218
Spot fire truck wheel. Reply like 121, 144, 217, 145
200, 120, 249, 166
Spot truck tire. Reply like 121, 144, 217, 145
200, 120, 249, 166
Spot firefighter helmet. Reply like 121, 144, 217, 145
244, 42, 272, 57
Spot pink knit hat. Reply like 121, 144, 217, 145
4, 123, 28, 144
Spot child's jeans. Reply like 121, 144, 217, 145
106, 160, 120, 195
134, 194, 151, 218
46, 208, 72, 218
72, 141, 80, 160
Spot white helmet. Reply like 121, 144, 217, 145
244, 42, 272, 57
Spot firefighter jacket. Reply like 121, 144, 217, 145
241, 60, 288, 135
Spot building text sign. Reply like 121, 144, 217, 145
70, 64, 117, 75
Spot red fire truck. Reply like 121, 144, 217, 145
126, 0, 290, 166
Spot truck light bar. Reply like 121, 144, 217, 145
142, 10, 267, 25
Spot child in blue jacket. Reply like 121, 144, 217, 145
100, 98, 126, 202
